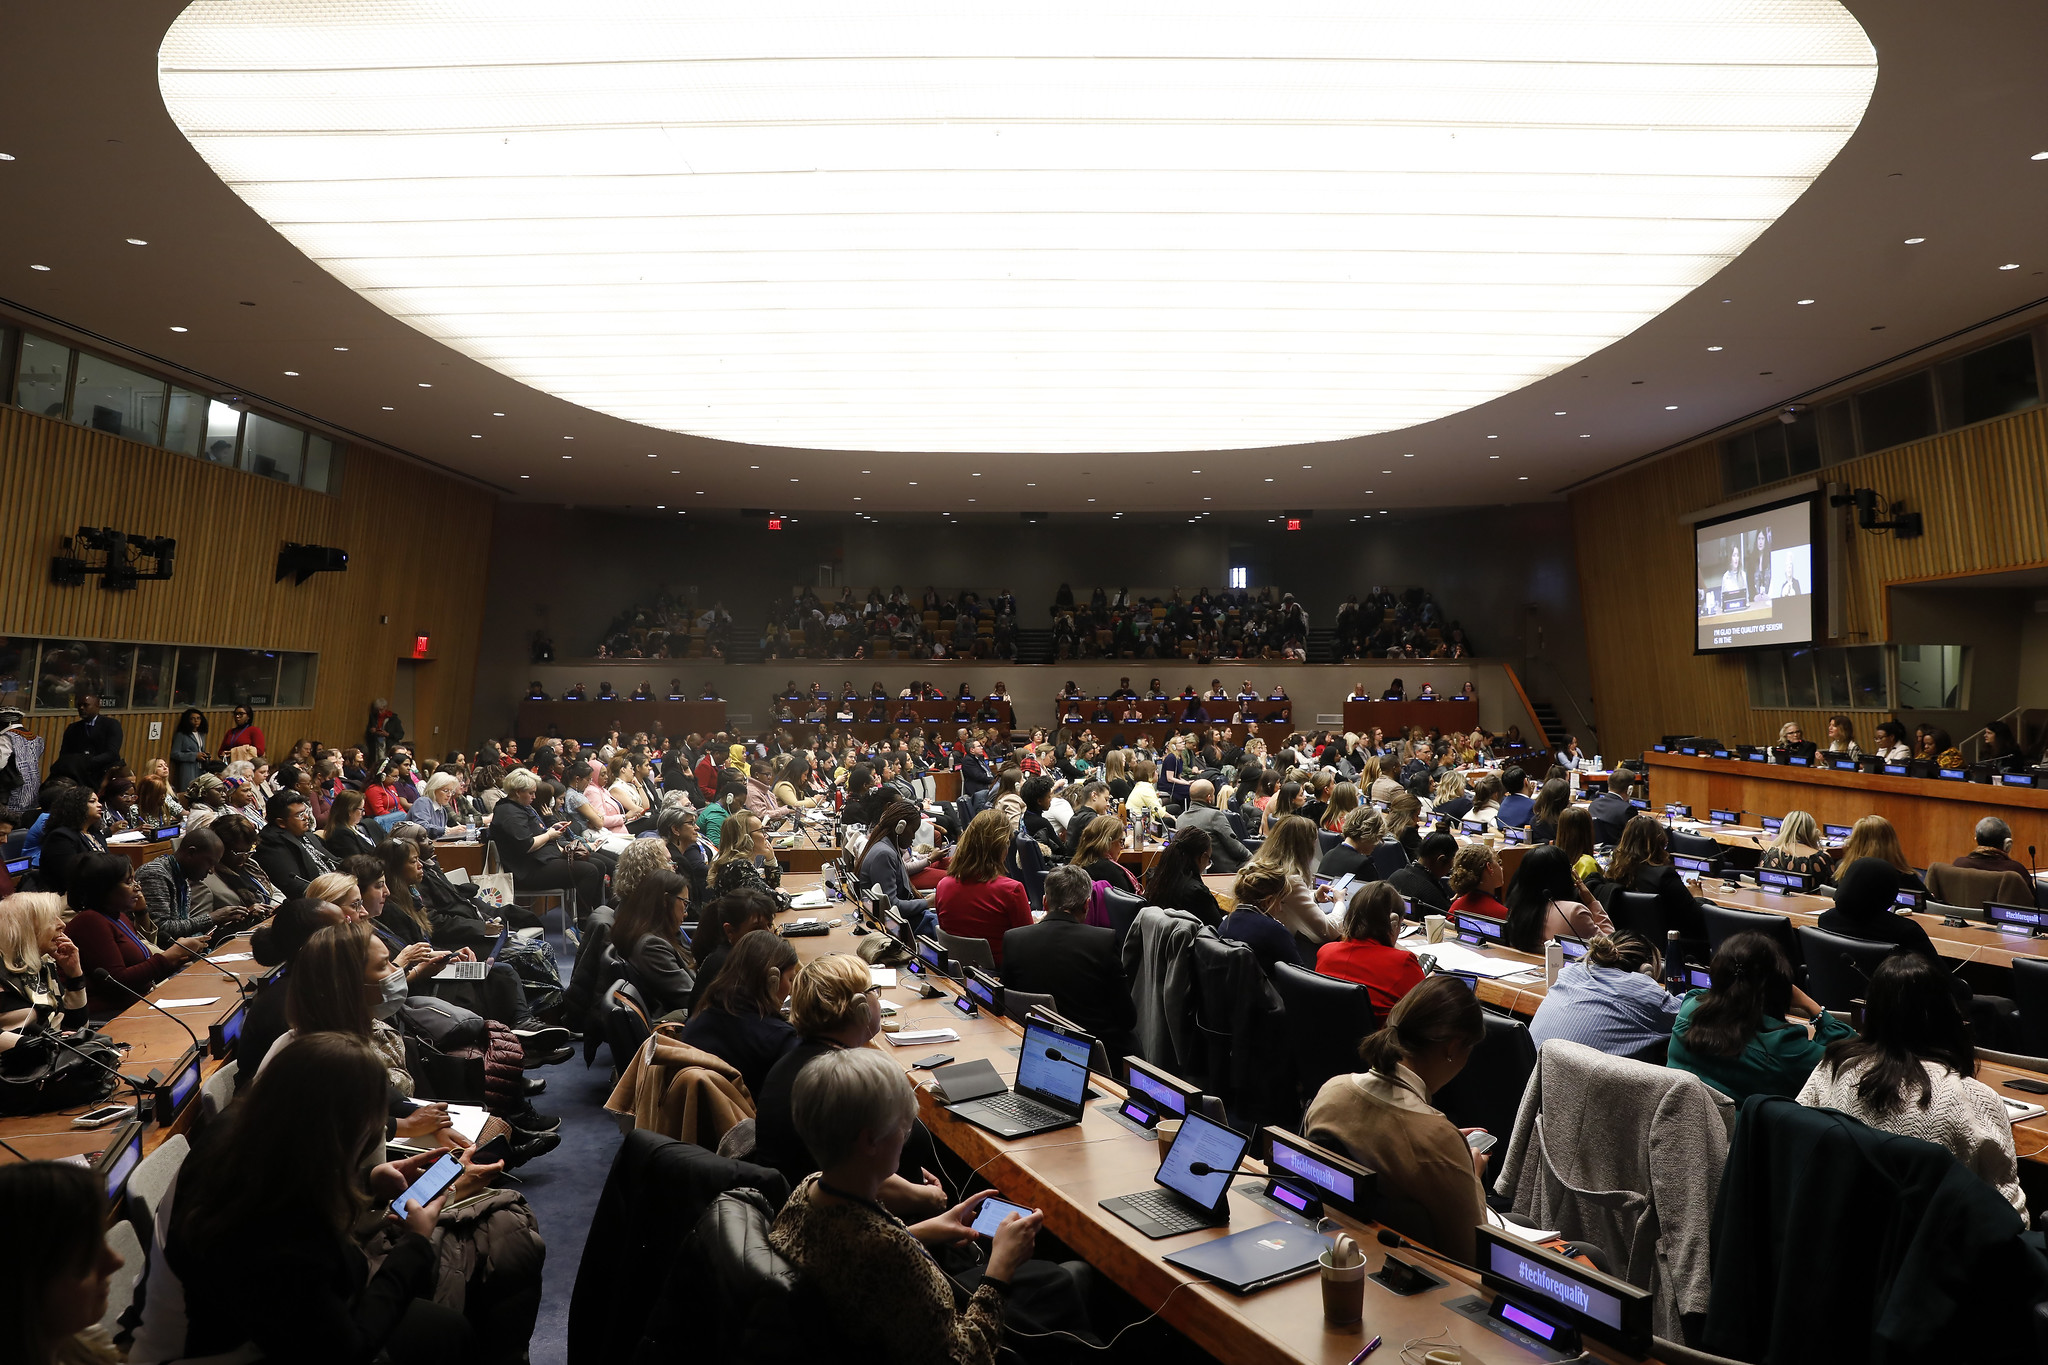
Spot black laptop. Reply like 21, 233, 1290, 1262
1100, 1110, 1252, 1238
941, 1019, 1095, 1139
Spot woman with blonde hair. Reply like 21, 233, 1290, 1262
1321, 780, 1361, 834
1838, 814, 1924, 890
611, 835, 676, 908
1124, 758, 1168, 824
1824, 715, 1859, 756
934, 810, 1033, 967
710, 808, 782, 899
1431, 769, 1472, 823
0, 892, 87, 1051
1072, 814, 1141, 894
753, 953, 951, 1208
1761, 809, 1833, 882
1239, 814, 1339, 951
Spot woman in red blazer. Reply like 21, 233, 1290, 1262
63, 852, 209, 1016
933, 811, 1035, 968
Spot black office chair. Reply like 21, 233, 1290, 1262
1101, 885, 1147, 957
1701, 904, 1802, 974
1226, 809, 1250, 841
598, 979, 654, 1079
1433, 1008, 1537, 1145
1794, 926, 1899, 1011
1667, 830, 1722, 859
1269, 962, 1379, 1106
1370, 840, 1411, 880
1318, 830, 1343, 855
1609, 890, 1668, 944
2010, 957, 2048, 1058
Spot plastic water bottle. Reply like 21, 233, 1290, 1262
1545, 939, 1564, 988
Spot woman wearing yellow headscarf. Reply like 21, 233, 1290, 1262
727, 743, 751, 778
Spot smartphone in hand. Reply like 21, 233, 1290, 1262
969, 1196, 1037, 1238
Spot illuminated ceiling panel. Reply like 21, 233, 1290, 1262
160, 0, 1876, 454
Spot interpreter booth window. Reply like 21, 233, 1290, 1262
212, 649, 282, 707
0, 637, 33, 711
240, 412, 304, 485
1748, 645, 1892, 711
130, 645, 172, 709
13, 332, 71, 418
33, 641, 137, 712
1895, 645, 1968, 711
171, 647, 214, 707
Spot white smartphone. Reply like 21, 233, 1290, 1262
73, 1102, 136, 1129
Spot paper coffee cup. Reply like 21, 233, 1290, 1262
1319, 1249, 1367, 1327
1425, 915, 1447, 943
1156, 1119, 1182, 1160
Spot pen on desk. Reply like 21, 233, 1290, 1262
1347, 1335, 1382, 1364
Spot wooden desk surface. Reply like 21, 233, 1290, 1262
0, 932, 266, 1164
771, 874, 1665, 1365
1643, 752, 2048, 874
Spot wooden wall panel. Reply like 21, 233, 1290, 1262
0, 403, 495, 773
1571, 406, 2048, 760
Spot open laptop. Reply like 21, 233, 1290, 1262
942, 1019, 1095, 1139
1099, 1110, 1252, 1238
434, 927, 507, 980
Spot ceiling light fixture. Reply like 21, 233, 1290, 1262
283, 370, 299, 375
1796, 298, 1814, 305
126, 238, 148, 246
0, 153, 14, 161
29, 264, 49, 271
2000, 263, 2021, 270
159, 0, 1877, 456
381, 405, 394, 410
1707, 345, 1724, 352
1665, 404, 1678, 409
417, 382, 431, 387
493, 411, 504, 416
169, 325, 188, 333
1903, 236, 1925, 244
2034, 152, 2048, 161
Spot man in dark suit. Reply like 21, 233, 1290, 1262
1495, 766, 1534, 830
255, 791, 338, 896
54, 692, 124, 787
1002, 864, 1137, 1058
1587, 767, 1637, 845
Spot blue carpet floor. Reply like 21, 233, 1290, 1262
516, 930, 625, 1365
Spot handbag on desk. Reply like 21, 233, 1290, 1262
0, 1026, 123, 1115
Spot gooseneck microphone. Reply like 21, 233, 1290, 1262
91, 969, 202, 1052
1186, 1161, 1267, 1179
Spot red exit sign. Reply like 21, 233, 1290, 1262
767, 517, 783, 531
412, 634, 431, 658
1286, 518, 1301, 531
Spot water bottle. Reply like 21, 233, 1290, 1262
1545, 939, 1564, 987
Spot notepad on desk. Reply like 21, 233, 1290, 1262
210, 952, 254, 963
156, 996, 221, 1008
887, 1028, 960, 1047
1416, 940, 1538, 980
867, 967, 898, 988
2002, 1095, 2047, 1124
444, 1103, 491, 1142
787, 888, 831, 910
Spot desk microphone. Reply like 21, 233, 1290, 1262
91, 969, 202, 1052
0, 1134, 32, 1162
1376, 1228, 1474, 1271
1186, 1161, 1266, 1179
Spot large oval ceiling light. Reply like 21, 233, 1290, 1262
160, 0, 1874, 455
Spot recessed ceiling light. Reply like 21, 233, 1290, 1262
971, 472, 981, 477
1579, 433, 1590, 438
332, 346, 348, 351
169, 325, 188, 333
1553, 410, 1567, 416
750, 464, 759, 469
520, 474, 530, 478
2034, 152, 2048, 161
696, 489, 705, 494
2000, 263, 2021, 270
563, 435, 573, 439
1026, 482, 1036, 487
562, 453, 571, 458
1203, 496, 1212, 500
789, 477, 798, 482
1796, 298, 1814, 305
853, 496, 861, 500
968, 498, 976, 502
1264, 477, 1274, 482
1903, 237, 1925, 244
471, 433, 482, 438
908, 481, 917, 485
656, 504, 664, 509
381, 405, 394, 410
1401, 453, 1413, 458
1665, 404, 1678, 410
1488, 455, 1499, 459
1707, 345, 1724, 352
1191, 469, 1202, 474
159, 2, 1878, 455
29, 264, 49, 271
1087, 498, 1096, 502
283, 370, 299, 376
126, 238, 148, 246
0, 153, 14, 161
492, 411, 504, 416
1486, 434, 1498, 439
1518, 475, 1529, 480
418, 382, 431, 387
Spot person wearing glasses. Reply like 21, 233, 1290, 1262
220, 705, 267, 760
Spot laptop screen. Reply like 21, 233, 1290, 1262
1015, 1023, 1090, 1109
1157, 1111, 1249, 1212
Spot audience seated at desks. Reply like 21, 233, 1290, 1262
1241, 816, 1336, 953
320, 788, 381, 861
1303, 975, 1489, 1265
1760, 809, 1834, 882
1002, 865, 1138, 1056
1387, 832, 1456, 917
1798, 953, 2027, 1216
685, 886, 777, 1015
1597, 815, 1709, 940
770, 1048, 1096, 1362
1445, 842, 1507, 923
1529, 932, 1678, 1063
1837, 814, 1925, 891
1668, 932, 1850, 1103
0, 891, 88, 1048
1070, 813, 1141, 895
613, 868, 696, 1020
1315, 882, 1426, 1016
933, 811, 1034, 967
1501, 845, 1611, 952
1140, 827, 1225, 927
1527, 778, 1570, 845
63, 853, 211, 1017
135, 827, 254, 943
486, 769, 607, 920
679, 927, 800, 1098
857, 798, 938, 930
1955, 815, 2032, 879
